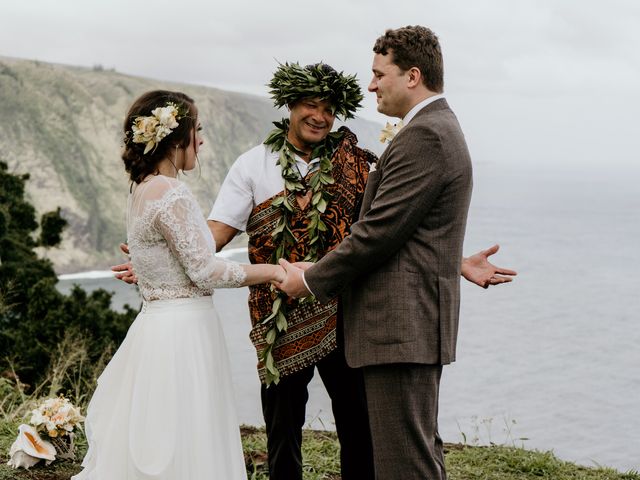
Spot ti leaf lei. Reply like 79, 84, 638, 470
260, 118, 344, 385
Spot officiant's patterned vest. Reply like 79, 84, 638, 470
246, 128, 374, 382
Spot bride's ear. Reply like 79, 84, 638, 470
192, 125, 203, 154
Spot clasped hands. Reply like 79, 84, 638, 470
272, 260, 312, 298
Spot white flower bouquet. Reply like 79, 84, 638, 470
7, 395, 85, 469
29, 395, 84, 439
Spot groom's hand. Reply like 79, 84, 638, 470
111, 243, 138, 284
462, 244, 517, 288
275, 259, 312, 298
292, 261, 314, 271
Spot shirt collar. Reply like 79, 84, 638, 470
268, 148, 321, 165
268, 147, 320, 175
402, 94, 445, 126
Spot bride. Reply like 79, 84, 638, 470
72, 90, 283, 479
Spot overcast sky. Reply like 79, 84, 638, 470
1, 0, 639, 166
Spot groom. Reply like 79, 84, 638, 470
278, 25, 473, 479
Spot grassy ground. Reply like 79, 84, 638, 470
0, 423, 638, 480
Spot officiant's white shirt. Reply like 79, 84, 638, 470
208, 144, 320, 232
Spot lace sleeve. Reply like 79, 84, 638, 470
155, 185, 247, 289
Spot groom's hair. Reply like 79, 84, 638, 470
373, 25, 444, 93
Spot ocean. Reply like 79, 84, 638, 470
57, 161, 640, 472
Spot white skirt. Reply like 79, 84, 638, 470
73, 296, 247, 480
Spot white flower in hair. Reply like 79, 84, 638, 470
152, 105, 180, 129
131, 102, 182, 154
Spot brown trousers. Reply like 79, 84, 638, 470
363, 363, 446, 480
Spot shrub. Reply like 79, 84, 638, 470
0, 160, 136, 392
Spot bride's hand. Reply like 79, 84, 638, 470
276, 259, 311, 298
271, 264, 287, 285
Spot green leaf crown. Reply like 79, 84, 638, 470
268, 62, 363, 119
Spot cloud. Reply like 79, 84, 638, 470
1, 0, 638, 164
400, 0, 640, 97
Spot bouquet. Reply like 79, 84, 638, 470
30, 395, 84, 439
7, 395, 84, 469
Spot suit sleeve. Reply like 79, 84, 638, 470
305, 124, 448, 303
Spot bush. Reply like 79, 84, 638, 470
0, 160, 136, 393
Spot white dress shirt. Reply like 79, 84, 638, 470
402, 93, 445, 126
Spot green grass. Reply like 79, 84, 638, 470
0, 422, 637, 480
445, 443, 640, 480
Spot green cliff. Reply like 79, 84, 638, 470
0, 57, 381, 272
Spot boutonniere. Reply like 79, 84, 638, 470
379, 120, 404, 144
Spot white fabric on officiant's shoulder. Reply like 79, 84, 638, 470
208, 144, 320, 232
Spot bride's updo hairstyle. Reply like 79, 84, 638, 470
122, 90, 197, 184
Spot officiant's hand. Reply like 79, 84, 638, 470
111, 243, 138, 284
275, 259, 312, 298
462, 244, 517, 288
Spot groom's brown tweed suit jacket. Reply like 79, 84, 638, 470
305, 98, 473, 369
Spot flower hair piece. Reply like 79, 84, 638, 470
130, 102, 184, 154
268, 62, 363, 120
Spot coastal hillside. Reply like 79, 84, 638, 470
0, 56, 382, 273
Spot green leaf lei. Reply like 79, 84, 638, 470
260, 118, 344, 385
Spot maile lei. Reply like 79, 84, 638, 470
260, 118, 344, 385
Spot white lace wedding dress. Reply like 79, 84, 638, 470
73, 175, 248, 480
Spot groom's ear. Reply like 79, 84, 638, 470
406, 66, 422, 88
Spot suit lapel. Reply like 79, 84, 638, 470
360, 99, 451, 219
